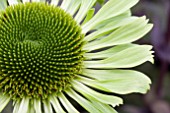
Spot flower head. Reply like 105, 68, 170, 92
0, 0, 153, 113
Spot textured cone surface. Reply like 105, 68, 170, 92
0, 3, 84, 99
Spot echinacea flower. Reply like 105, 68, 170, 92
0, 0, 153, 113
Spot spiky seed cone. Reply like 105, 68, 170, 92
0, 3, 84, 100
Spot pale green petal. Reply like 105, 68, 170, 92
60, 0, 72, 11
73, 80, 123, 107
79, 69, 151, 94
27, 108, 35, 113
84, 45, 153, 68
13, 100, 21, 113
66, 0, 81, 16
84, 16, 138, 42
32, 0, 46, 2
82, 8, 95, 25
50, 95, 66, 113
8, 0, 19, 5
40, 0, 46, 2
27, 100, 35, 113
34, 99, 42, 113
82, 0, 139, 33
66, 88, 102, 113
85, 44, 134, 59
50, 0, 59, 6
43, 100, 53, 113
85, 44, 153, 60
22, 0, 30, 3
74, 0, 96, 24
84, 17, 153, 51
0, 94, 10, 112
59, 93, 79, 113
92, 10, 131, 30
18, 97, 29, 113
0, 0, 7, 11
91, 101, 118, 113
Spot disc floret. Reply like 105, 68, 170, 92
0, 3, 84, 100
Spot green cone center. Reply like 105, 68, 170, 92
0, 3, 84, 99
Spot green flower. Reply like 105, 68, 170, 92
0, 0, 153, 113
